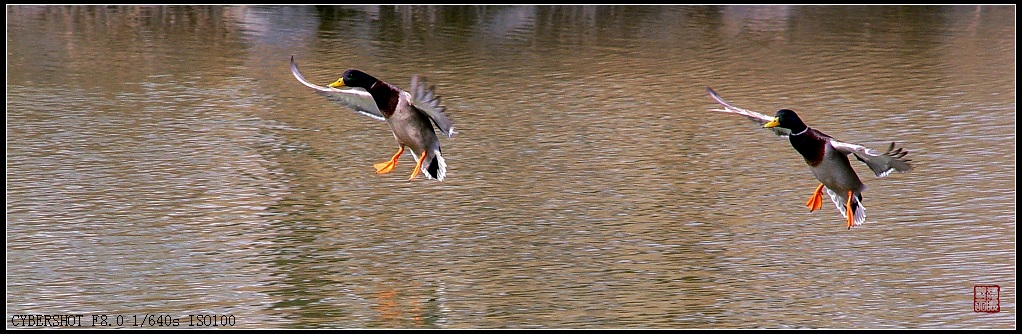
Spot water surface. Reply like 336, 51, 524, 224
6, 5, 1015, 328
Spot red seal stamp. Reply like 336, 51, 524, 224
974, 284, 1000, 313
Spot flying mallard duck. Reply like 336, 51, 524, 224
706, 87, 912, 229
290, 55, 455, 181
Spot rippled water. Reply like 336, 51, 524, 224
6, 5, 1015, 329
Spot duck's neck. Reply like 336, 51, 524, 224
367, 81, 400, 118
788, 124, 809, 137
788, 128, 826, 166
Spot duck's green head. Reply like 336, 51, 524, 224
764, 109, 808, 134
328, 69, 378, 90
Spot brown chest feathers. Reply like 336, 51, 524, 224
788, 129, 828, 167
368, 82, 402, 118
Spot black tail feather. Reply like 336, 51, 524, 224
427, 155, 440, 179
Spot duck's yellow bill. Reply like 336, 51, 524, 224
763, 118, 780, 128
328, 79, 346, 88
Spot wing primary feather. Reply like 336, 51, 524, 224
706, 86, 789, 137
290, 55, 386, 121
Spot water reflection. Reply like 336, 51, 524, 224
6, 5, 1015, 329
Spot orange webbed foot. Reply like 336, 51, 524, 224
806, 183, 825, 212
374, 161, 397, 174
408, 152, 428, 181
374, 146, 405, 174
845, 190, 855, 230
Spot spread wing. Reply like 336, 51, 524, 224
706, 86, 789, 137
410, 75, 456, 137
830, 140, 913, 177
290, 55, 385, 121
